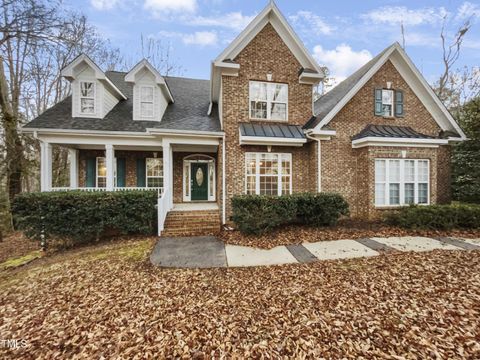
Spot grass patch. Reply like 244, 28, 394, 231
0, 250, 41, 270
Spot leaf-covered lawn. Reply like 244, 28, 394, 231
0, 238, 479, 359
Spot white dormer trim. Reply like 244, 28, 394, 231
210, 1, 324, 102
61, 54, 126, 100
311, 43, 466, 140
125, 59, 174, 103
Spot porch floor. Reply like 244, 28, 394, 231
172, 202, 219, 212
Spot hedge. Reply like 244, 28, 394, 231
232, 193, 349, 235
12, 190, 158, 247
386, 204, 480, 230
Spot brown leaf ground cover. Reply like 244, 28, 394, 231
0, 232, 39, 263
219, 220, 480, 249
1, 236, 480, 359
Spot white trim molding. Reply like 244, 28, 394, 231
352, 137, 448, 149
239, 135, 307, 147
182, 154, 216, 202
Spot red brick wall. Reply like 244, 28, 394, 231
321, 60, 452, 218
221, 23, 316, 221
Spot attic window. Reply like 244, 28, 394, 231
80, 81, 95, 114
249, 81, 288, 121
140, 86, 154, 118
375, 88, 404, 117
381, 89, 393, 117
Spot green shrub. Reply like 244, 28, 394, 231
231, 195, 297, 235
295, 192, 350, 226
11, 190, 158, 247
231, 192, 349, 235
386, 204, 480, 230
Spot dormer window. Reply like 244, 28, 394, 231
80, 81, 95, 114
140, 86, 154, 118
249, 81, 288, 121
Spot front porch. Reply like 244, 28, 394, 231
38, 134, 223, 235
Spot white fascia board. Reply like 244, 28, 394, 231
299, 72, 323, 85
213, 61, 240, 69
389, 48, 467, 140
240, 135, 307, 146
352, 136, 448, 149
307, 128, 336, 137
145, 128, 224, 137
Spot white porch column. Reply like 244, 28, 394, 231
68, 148, 79, 189
162, 139, 173, 208
40, 141, 52, 191
105, 144, 115, 191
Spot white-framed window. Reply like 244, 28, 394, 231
245, 153, 291, 196
96, 157, 116, 188
140, 86, 154, 118
375, 159, 429, 206
249, 81, 288, 121
80, 81, 95, 114
381, 89, 394, 117
146, 158, 163, 188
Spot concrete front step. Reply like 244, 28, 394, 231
162, 209, 221, 237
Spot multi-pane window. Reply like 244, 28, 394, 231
245, 153, 291, 196
375, 159, 429, 206
140, 86, 154, 118
146, 158, 163, 188
96, 157, 117, 188
249, 81, 288, 121
80, 81, 95, 114
381, 89, 394, 117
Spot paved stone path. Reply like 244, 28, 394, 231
150, 236, 480, 269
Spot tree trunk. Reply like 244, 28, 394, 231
0, 56, 24, 202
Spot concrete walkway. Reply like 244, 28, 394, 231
150, 236, 480, 269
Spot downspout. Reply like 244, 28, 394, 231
222, 135, 226, 224
306, 131, 321, 193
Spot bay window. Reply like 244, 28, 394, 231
375, 159, 429, 206
249, 81, 288, 121
245, 153, 291, 196
80, 81, 95, 114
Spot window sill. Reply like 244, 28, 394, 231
375, 203, 430, 209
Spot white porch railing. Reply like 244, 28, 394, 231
50, 187, 164, 197
157, 187, 172, 236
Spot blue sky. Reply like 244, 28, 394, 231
64, 0, 480, 86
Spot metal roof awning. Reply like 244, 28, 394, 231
239, 123, 307, 147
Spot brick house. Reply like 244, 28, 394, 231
23, 2, 466, 236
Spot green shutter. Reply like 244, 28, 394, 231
136, 158, 146, 187
117, 158, 126, 187
374, 88, 383, 116
86, 157, 96, 187
395, 90, 404, 117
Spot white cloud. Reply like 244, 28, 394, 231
158, 30, 218, 46
312, 44, 372, 83
362, 6, 448, 26
456, 2, 480, 20
188, 12, 256, 31
289, 11, 333, 35
90, 0, 119, 10
144, 0, 196, 15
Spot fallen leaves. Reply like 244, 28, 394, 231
0, 239, 479, 359
219, 220, 480, 249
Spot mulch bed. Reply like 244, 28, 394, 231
0, 232, 40, 263
0, 239, 479, 358
219, 219, 480, 249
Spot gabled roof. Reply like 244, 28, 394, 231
214, 1, 322, 74
61, 54, 127, 100
352, 124, 436, 141
306, 42, 466, 140
124, 59, 174, 103
23, 72, 221, 133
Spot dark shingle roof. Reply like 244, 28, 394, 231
304, 44, 394, 130
23, 71, 221, 133
352, 124, 437, 141
239, 122, 305, 139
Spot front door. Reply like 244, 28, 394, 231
191, 163, 208, 201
